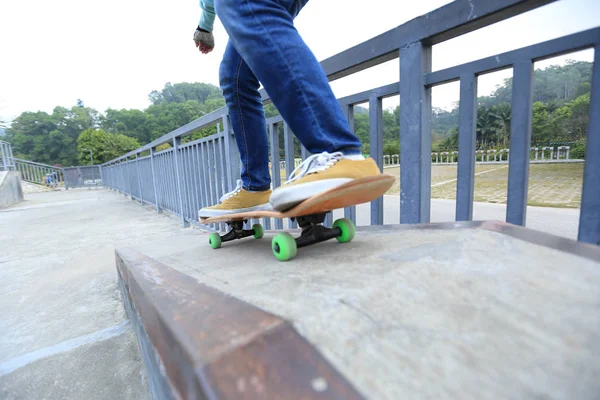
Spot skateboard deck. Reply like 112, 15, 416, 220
198, 174, 395, 261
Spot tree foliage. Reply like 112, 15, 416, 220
77, 128, 140, 165
5, 82, 226, 165
431, 60, 592, 152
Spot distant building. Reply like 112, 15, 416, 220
0, 128, 5, 137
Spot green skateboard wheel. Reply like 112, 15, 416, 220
208, 232, 222, 249
252, 224, 264, 239
271, 232, 298, 261
333, 218, 356, 243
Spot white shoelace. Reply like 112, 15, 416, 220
285, 151, 343, 184
220, 179, 243, 202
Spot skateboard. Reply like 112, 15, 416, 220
198, 174, 395, 261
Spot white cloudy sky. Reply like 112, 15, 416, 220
0, 0, 598, 122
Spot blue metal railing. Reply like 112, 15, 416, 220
99, 0, 600, 245
0, 140, 15, 171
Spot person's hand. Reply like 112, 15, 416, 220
194, 27, 214, 54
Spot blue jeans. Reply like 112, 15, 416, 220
216, 0, 362, 192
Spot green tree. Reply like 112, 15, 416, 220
495, 102, 511, 146
148, 82, 223, 105
565, 93, 590, 140
532, 102, 551, 144
77, 128, 140, 165
101, 108, 151, 144
476, 106, 500, 148
5, 105, 98, 165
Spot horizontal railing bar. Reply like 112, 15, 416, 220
320, 0, 556, 82
155, 148, 174, 157
266, 115, 284, 125
14, 158, 62, 169
102, 107, 228, 165
180, 132, 229, 149
338, 82, 400, 106
426, 27, 600, 87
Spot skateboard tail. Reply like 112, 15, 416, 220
285, 174, 394, 217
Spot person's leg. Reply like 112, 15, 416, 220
215, 0, 361, 155
220, 40, 271, 192
215, 0, 380, 211
198, 40, 273, 217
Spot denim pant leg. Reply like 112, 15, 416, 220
219, 40, 271, 192
215, 0, 363, 156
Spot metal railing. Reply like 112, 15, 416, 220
100, 0, 600, 245
0, 140, 15, 171
14, 158, 64, 187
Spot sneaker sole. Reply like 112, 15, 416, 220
269, 178, 353, 212
198, 203, 273, 218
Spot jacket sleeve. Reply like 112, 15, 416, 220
198, 0, 216, 32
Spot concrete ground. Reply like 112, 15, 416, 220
0, 187, 588, 398
0, 189, 202, 399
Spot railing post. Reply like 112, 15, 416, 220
172, 137, 189, 228
150, 147, 161, 213
342, 104, 357, 224
578, 44, 600, 245
369, 95, 384, 225
222, 116, 236, 193
121, 160, 127, 196
135, 154, 143, 205
456, 73, 478, 221
301, 145, 309, 161
0, 143, 6, 170
126, 159, 134, 200
269, 123, 284, 230
399, 41, 432, 224
98, 166, 104, 188
506, 60, 534, 226
282, 123, 298, 229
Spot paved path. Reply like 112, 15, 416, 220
0, 189, 183, 400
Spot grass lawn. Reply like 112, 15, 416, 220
382, 163, 584, 208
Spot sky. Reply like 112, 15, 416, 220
0, 0, 598, 123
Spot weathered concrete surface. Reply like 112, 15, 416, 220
21, 180, 58, 194
1, 188, 597, 399
1, 327, 147, 400
0, 171, 24, 208
133, 224, 600, 400
0, 189, 203, 399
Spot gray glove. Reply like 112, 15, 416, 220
194, 27, 214, 53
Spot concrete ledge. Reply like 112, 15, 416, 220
115, 248, 364, 400
356, 220, 600, 262
0, 171, 24, 208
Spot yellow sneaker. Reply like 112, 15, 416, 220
198, 179, 272, 217
269, 152, 381, 211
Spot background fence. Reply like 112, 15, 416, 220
13, 159, 64, 187
99, 0, 600, 245
63, 166, 103, 189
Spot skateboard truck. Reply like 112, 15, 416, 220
293, 213, 343, 248
208, 221, 264, 249
207, 212, 356, 262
